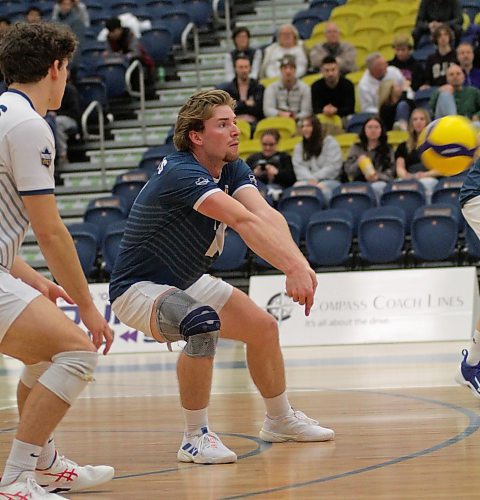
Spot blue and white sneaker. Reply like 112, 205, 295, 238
455, 349, 480, 399
177, 427, 237, 464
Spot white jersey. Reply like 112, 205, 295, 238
0, 90, 55, 272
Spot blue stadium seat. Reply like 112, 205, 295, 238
329, 182, 377, 235
305, 209, 353, 267
140, 28, 174, 65
96, 57, 128, 98
358, 206, 406, 265
112, 169, 150, 213
293, 9, 331, 39
380, 180, 426, 233
181, 0, 213, 28
110, 1, 139, 16
278, 185, 326, 239
102, 220, 126, 275
464, 225, 480, 261
431, 177, 464, 231
209, 228, 248, 272
67, 222, 99, 277
158, 7, 193, 45
84, 196, 127, 246
410, 204, 459, 262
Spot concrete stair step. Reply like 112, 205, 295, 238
86, 146, 148, 165
111, 126, 170, 144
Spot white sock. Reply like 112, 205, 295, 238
36, 436, 56, 470
264, 391, 294, 419
1, 439, 42, 486
182, 407, 208, 436
467, 330, 480, 365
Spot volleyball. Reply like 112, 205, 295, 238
417, 115, 478, 176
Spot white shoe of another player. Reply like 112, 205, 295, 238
36, 453, 114, 494
177, 427, 237, 464
259, 409, 335, 442
0, 471, 66, 499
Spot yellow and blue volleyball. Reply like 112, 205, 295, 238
418, 115, 478, 176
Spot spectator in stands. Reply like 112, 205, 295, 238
224, 27, 262, 81
344, 116, 395, 200
457, 42, 480, 89
421, 24, 457, 88
54, 77, 81, 168
395, 108, 440, 199
0, 17, 11, 36
219, 55, 264, 128
311, 56, 355, 124
260, 24, 308, 79
292, 115, 342, 202
412, 0, 462, 49
54, 0, 86, 48
246, 129, 296, 189
430, 63, 480, 121
309, 22, 356, 76
105, 16, 155, 86
378, 79, 414, 131
25, 7, 43, 24
263, 54, 312, 120
52, 0, 90, 27
358, 53, 406, 113
389, 34, 425, 92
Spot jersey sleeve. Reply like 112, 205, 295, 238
8, 118, 55, 194
161, 158, 222, 210
229, 159, 259, 197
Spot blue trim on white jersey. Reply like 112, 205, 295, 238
19, 188, 55, 195
6, 89, 35, 110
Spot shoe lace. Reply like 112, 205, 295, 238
292, 410, 319, 426
197, 431, 221, 452
54, 455, 77, 470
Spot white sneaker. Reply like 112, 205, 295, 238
177, 427, 237, 464
0, 471, 66, 498
36, 453, 114, 494
259, 409, 335, 442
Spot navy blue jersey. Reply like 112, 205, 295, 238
109, 151, 257, 302
460, 159, 480, 207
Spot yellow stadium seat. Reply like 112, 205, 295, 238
334, 133, 359, 160
376, 34, 395, 52
347, 0, 378, 6
278, 136, 302, 155
253, 116, 297, 141
304, 35, 324, 52
345, 69, 364, 86
236, 118, 252, 143
344, 36, 371, 70
379, 46, 394, 62
463, 12, 470, 31
387, 130, 408, 148
370, 3, 405, 24
475, 12, 480, 25
317, 113, 344, 134
238, 139, 261, 160
259, 76, 279, 88
311, 21, 328, 39
301, 73, 323, 86
351, 18, 389, 39
392, 15, 416, 35
330, 5, 369, 32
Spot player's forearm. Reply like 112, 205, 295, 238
35, 225, 94, 309
233, 210, 308, 275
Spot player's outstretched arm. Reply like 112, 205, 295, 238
22, 194, 113, 354
197, 189, 317, 315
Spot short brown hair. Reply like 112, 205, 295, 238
174, 89, 236, 151
0, 22, 77, 85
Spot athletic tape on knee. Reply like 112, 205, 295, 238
38, 351, 98, 405
20, 362, 51, 388
155, 290, 220, 357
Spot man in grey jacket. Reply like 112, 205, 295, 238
263, 55, 312, 120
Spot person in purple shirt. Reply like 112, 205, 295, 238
457, 42, 480, 89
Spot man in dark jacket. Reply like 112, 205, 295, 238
412, 0, 463, 49
218, 55, 264, 126
311, 56, 355, 118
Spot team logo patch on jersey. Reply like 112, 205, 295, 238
0, 104, 7, 115
249, 174, 258, 186
40, 147, 53, 168
195, 177, 209, 186
157, 157, 167, 174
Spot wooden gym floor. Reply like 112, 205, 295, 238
0, 340, 479, 499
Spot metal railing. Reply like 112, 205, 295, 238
125, 59, 147, 144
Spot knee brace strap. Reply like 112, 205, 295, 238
20, 362, 51, 389
38, 351, 98, 405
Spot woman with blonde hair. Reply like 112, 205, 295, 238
395, 107, 440, 199
259, 24, 308, 78
378, 78, 414, 131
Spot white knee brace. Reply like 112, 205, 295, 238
20, 362, 51, 389
38, 351, 99, 405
